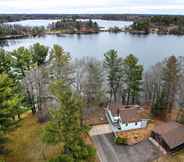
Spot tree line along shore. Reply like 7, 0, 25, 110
0, 42, 184, 161
2, 15, 184, 40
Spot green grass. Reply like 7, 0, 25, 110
0, 112, 63, 162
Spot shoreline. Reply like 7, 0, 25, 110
0, 35, 29, 40
1, 30, 184, 41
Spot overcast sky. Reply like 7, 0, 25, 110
1, 0, 184, 14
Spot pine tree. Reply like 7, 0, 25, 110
123, 54, 143, 105
0, 73, 23, 134
162, 56, 179, 119
104, 50, 123, 103
42, 80, 96, 161
151, 90, 167, 118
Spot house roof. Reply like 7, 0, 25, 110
153, 121, 184, 149
119, 108, 143, 123
109, 104, 144, 122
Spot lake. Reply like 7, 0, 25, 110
1, 19, 184, 69
6, 19, 133, 29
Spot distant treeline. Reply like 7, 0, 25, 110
0, 24, 45, 37
2, 14, 184, 23
130, 15, 184, 35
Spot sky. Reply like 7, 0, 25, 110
1, 0, 184, 14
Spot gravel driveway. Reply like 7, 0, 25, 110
92, 133, 161, 162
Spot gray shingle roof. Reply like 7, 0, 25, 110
153, 121, 184, 149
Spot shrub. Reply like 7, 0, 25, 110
49, 154, 74, 162
71, 139, 96, 160
114, 136, 127, 145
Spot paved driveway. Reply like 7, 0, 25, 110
90, 124, 113, 136
92, 133, 161, 162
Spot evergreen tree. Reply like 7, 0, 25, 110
0, 49, 12, 75
11, 47, 33, 79
50, 44, 72, 83
43, 80, 96, 162
162, 56, 179, 119
151, 90, 167, 118
123, 54, 143, 104
0, 73, 23, 134
31, 43, 48, 66
104, 50, 123, 103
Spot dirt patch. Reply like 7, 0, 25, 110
84, 107, 107, 126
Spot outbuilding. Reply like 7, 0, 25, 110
151, 121, 184, 153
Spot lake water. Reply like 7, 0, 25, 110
1, 19, 184, 69
6, 19, 59, 27
6, 19, 133, 29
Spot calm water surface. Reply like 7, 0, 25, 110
2, 20, 184, 69
6, 19, 133, 29
6, 19, 59, 27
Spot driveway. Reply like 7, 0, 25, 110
92, 133, 161, 162
90, 124, 113, 136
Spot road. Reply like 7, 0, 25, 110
92, 133, 161, 162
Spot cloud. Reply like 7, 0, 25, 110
0, 0, 184, 14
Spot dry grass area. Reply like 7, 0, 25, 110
117, 122, 155, 145
84, 107, 107, 126
0, 112, 62, 162
153, 150, 184, 162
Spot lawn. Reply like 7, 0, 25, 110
0, 112, 62, 162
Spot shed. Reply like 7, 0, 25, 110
152, 121, 184, 152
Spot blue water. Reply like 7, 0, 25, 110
2, 19, 184, 69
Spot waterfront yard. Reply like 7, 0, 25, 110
0, 112, 100, 162
0, 112, 62, 162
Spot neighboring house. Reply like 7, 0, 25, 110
107, 105, 148, 132
151, 121, 184, 153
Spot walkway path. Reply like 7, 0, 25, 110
89, 124, 113, 136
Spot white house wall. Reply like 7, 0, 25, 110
141, 120, 148, 128
120, 120, 147, 131
107, 109, 119, 123
106, 108, 148, 132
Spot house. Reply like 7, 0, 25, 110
107, 105, 149, 132
151, 121, 184, 153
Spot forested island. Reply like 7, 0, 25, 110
0, 24, 45, 39
127, 16, 184, 35
0, 19, 99, 39
48, 19, 99, 34
1, 14, 184, 40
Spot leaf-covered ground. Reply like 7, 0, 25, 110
153, 150, 184, 162
0, 112, 62, 162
